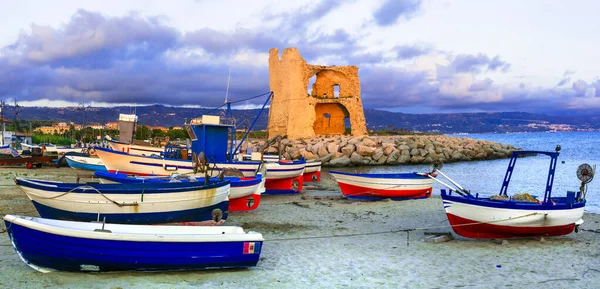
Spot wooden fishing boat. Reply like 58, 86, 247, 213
94, 171, 266, 211
94, 146, 261, 177
432, 148, 594, 239
106, 139, 164, 156
330, 171, 435, 200
65, 155, 107, 172
15, 177, 230, 224
303, 160, 322, 182
3, 214, 263, 272
262, 160, 306, 194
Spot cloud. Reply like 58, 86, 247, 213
395, 44, 433, 59
262, 0, 344, 32
572, 79, 587, 97
373, 0, 422, 26
594, 80, 600, 97
6, 10, 180, 68
557, 70, 575, 86
469, 78, 493, 92
450, 53, 510, 74
183, 28, 282, 56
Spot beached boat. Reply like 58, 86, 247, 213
433, 148, 594, 239
329, 171, 435, 200
262, 160, 306, 194
3, 214, 264, 272
303, 160, 322, 182
94, 171, 266, 211
15, 177, 230, 224
94, 146, 261, 177
106, 139, 164, 156
65, 155, 107, 172
55, 146, 87, 154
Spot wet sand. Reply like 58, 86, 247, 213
0, 167, 599, 288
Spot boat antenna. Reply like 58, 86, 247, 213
224, 68, 231, 105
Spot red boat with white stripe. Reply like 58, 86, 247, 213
329, 171, 434, 200
262, 160, 306, 194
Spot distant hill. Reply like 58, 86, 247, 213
2, 104, 599, 134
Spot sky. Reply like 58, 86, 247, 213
1, 0, 600, 116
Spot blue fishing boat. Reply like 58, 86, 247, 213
65, 155, 107, 172
4, 214, 264, 272
15, 177, 230, 224
432, 147, 595, 239
94, 171, 266, 211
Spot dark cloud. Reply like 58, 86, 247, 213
572, 79, 587, 97
395, 44, 433, 59
451, 53, 510, 73
359, 67, 438, 108
373, 0, 422, 26
6, 10, 180, 69
469, 78, 493, 92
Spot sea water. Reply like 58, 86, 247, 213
323, 131, 600, 213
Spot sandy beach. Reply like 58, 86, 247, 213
0, 167, 599, 289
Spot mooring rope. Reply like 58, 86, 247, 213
33, 185, 138, 207
265, 212, 541, 244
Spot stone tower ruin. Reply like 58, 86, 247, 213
267, 47, 367, 140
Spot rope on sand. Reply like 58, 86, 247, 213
266, 212, 540, 245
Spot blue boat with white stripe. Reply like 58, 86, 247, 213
65, 155, 107, 172
4, 214, 263, 272
15, 177, 230, 225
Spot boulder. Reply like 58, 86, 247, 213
317, 145, 329, 157
350, 152, 363, 164
356, 145, 376, 156
327, 143, 340, 154
329, 155, 351, 166
372, 149, 384, 161
398, 154, 411, 163
383, 145, 395, 156
341, 144, 355, 156
362, 138, 377, 147
320, 154, 333, 163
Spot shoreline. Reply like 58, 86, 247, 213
0, 167, 599, 288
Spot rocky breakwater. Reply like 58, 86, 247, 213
241, 135, 519, 167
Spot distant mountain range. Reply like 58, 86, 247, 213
2, 104, 599, 134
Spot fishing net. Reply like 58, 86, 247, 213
512, 193, 539, 203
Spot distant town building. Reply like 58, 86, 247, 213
87, 123, 105, 130
105, 122, 118, 130
148, 125, 169, 132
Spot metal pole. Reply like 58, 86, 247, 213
0, 100, 4, 146
234, 92, 273, 155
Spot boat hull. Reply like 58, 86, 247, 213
441, 192, 585, 239
107, 140, 164, 156
330, 171, 434, 200
302, 160, 322, 182
16, 178, 230, 224
4, 215, 263, 272
263, 161, 306, 194
95, 147, 261, 177
94, 171, 265, 211
65, 156, 107, 172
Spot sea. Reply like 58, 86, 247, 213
323, 131, 600, 213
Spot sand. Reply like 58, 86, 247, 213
0, 167, 599, 289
